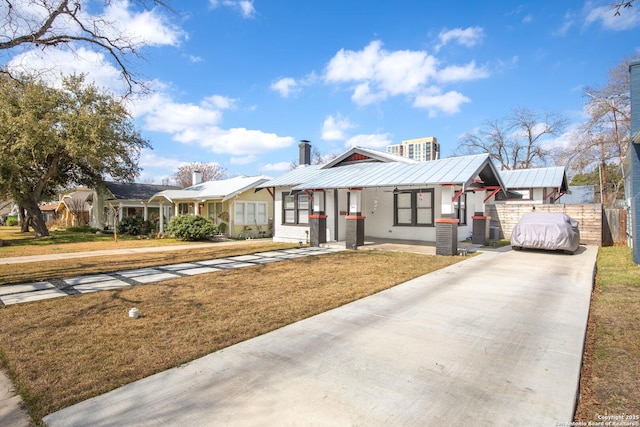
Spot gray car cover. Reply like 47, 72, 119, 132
511, 212, 580, 253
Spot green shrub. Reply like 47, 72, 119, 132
166, 215, 216, 241
5, 217, 18, 226
117, 214, 151, 236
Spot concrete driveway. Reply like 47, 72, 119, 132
44, 246, 596, 427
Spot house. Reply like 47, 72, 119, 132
258, 143, 506, 254
148, 175, 273, 237
56, 189, 93, 227
490, 166, 569, 204
0, 200, 18, 224
39, 201, 60, 224
88, 182, 180, 231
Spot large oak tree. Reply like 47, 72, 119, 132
0, 74, 149, 237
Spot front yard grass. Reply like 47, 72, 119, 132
0, 249, 463, 423
575, 246, 640, 421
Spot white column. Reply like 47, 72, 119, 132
159, 203, 165, 233
193, 202, 199, 215
143, 203, 148, 220
441, 186, 454, 216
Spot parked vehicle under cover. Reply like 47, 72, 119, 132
511, 212, 581, 254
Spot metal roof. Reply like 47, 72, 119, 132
499, 167, 567, 190
149, 175, 271, 203
260, 153, 505, 190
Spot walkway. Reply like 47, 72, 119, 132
0, 246, 342, 306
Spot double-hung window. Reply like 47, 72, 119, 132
394, 189, 434, 226
282, 192, 310, 224
235, 201, 268, 225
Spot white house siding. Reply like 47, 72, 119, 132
272, 185, 483, 244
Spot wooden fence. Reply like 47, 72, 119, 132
485, 204, 604, 246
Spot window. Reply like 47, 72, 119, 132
178, 203, 191, 215
282, 192, 310, 224
394, 189, 434, 226
235, 201, 268, 225
455, 193, 467, 225
495, 188, 530, 201
207, 202, 223, 223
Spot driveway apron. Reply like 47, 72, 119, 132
44, 246, 597, 427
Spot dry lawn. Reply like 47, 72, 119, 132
0, 249, 462, 422
0, 241, 296, 286
574, 246, 640, 421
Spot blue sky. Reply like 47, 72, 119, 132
3, 1, 640, 183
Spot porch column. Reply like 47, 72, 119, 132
436, 185, 458, 255
309, 190, 326, 247
143, 203, 148, 221
118, 203, 124, 221
472, 214, 491, 245
346, 188, 365, 249
193, 202, 199, 215
175, 204, 179, 217
159, 202, 164, 234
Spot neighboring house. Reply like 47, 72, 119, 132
258, 144, 506, 248
39, 201, 60, 223
491, 167, 569, 204
0, 200, 18, 224
88, 182, 180, 230
148, 175, 273, 237
56, 189, 93, 227
559, 185, 595, 204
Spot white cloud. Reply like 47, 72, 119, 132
101, 0, 186, 46
344, 133, 393, 149
260, 162, 292, 173
139, 151, 185, 170
322, 114, 356, 141
413, 88, 471, 117
325, 40, 439, 106
435, 27, 485, 51
323, 39, 484, 115
230, 155, 258, 165
271, 77, 299, 97
584, 3, 639, 31
7, 48, 125, 92
437, 60, 489, 83
554, 12, 575, 36
210, 0, 256, 19
203, 95, 237, 110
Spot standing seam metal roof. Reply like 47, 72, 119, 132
499, 167, 567, 190
258, 154, 502, 190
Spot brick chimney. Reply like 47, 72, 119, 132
299, 140, 311, 166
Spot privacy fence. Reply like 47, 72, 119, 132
485, 203, 625, 247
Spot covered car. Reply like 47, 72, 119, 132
511, 212, 580, 254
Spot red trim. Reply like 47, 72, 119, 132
346, 215, 366, 220
452, 188, 464, 202
309, 214, 328, 219
435, 218, 460, 224
544, 188, 558, 200
266, 187, 274, 199
349, 187, 363, 191
472, 215, 490, 220
484, 186, 502, 203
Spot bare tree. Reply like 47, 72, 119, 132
65, 196, 87, 226
456, 107, 567, 170
615, 0, 636, 15
172, 162, 227, 188
556, 56, 636, 207
289, 146, 339, 170
1, 0, 174, 95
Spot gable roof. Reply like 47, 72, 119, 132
322, 146, 419, 168
149, 175, 271, 203
499, 167, 568, 191
260, 147, 505, 191
104, 182, 180, 201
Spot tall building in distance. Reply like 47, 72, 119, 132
387, 136, 440, 162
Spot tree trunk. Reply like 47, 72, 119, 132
22, 200, 50, 237
19, 206, 30, 233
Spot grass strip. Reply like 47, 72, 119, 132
575, 246, 640, 421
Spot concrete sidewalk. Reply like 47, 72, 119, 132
44, 246, 597, 427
